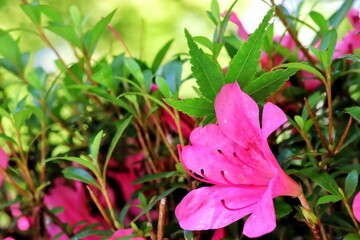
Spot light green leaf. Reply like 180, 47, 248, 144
152, 39, 173, 72
243, 68, 297, 102
165, 98, 214, 118
20, 4, 41, 25
184, 29, 224, 101
91, 130, 103, 163
155, 76, 172, 98
133, 171, 179, 184
0, 30, 23, 75
46, 25, 82, 48
316, 195, 343, 205
45, 156, 97, 174
225, 8, 273, 87
124, 58, 144, 85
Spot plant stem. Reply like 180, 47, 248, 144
298, 193, 323, 240
107, 24, 133, 57
325, 69, 334, 146
334, 116, 352, 154
270, 0, 321, 71
157, 197, 167, 240
304, 98, 330, 153
342, 197, 360, 232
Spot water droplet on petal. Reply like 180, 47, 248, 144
251, 214, 257, 221
223, 119, 228, 124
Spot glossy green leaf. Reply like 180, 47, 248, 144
165, 98, 214, 118
294, 115, 304, 129
62, 167, 100, 189
184, 29, 224, 101
316, 195, 342, 205
328, 0, 355, 28
124, 58, 144, 85
161, 58, 182, 95
300, 168, 341, 196
345, 170, 358, 199
210, 0, 221, 23
310, 11, 328, 33
225, 8, 273, 87
243, 68, 297, 102
274, 62, 326, 84
152, 39, 173, 72
345, 107, 360, 122
319, 29, 337, 68
193, 36, 213, 51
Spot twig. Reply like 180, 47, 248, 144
107, 24, 133, 57
157, 198, 167, 240
304, 98, 330, 153
334, 117, 352, 154
325, 69, 334, 146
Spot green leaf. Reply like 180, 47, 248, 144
161, 58, 182, 95
20, 4, 41, 25
14, 109, 32, 129
319, 29, 337, 68
0, 133, 16, 144
103, 116, 133, 177
91, 130, 103, 162
133, 171, 179, 184
155, 76, 172, 98
85, 10, 116, 55
45, 156, 97, 174
294, 115, 304, 129
300, 168, 341, 196
38, 5, 63, 23
274, 62, 326, 84
193, 36, 213, 51
124, 58, 144, 85
309, 11, 328, 33
0, 30, 23, 75
165, 98, 214, 118
344, 233, 360, 240
210, 0, 221, 23
328, 0, 355, 28
152, 39, 173, 72
184, 29, 224, 101
62, 167, 100, 189
243, 68, 297, 102
316, 195, 343, 205
345, 170, 358, 199
225, 8, 273, 87
46, 25, 82, 48
345, 107, 360, 122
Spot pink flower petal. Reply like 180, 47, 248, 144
261, 102, 287, 139
353, 192, 360, 222
109, 228, 145, 240
176, 186, 264, 230
348, 8, 360, 30
243, 178, 277, 238
215, 82, 261, 148
212, 228, 226, 240
183, 124, 273, 185
226, 11, 248, 40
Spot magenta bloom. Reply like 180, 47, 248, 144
353, 192, 360, 222
175, 82, 301, 238
0, 147, 9, 186
109, 228, 145, 240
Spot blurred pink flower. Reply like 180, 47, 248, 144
44, 179, 105, 240
0, 147, 9, 186
212, 228, 226, 240
334, 8, 360, 58
353, 191, 360, 222
224, 11, 248, 40
10, 203, 32, 232
108, 228, 145, 240
175, 82, 301, 238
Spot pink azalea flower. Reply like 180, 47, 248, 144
224, 11, 248, 41
212, 228, 226, 240
108, 228, 145, 240
0, 147, 9, 186
175, 82, 301, 238
353, 191, 360, 222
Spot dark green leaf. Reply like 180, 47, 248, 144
165, 98, 214, 118
316, 195, 342, 205
152, 39, 173, 72
62, 167, 100, 189
344, 233, 360, 240
185, 29, 224, 101
300, 168, 341, 196
133, 171, 179, 184
225, 8, 273, 87
243, 68, 297, 102
345, 107, 360, 122
345, 170, 358, 199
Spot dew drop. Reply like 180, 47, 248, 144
223, 119, 228, 124
251, 214, 257, 221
